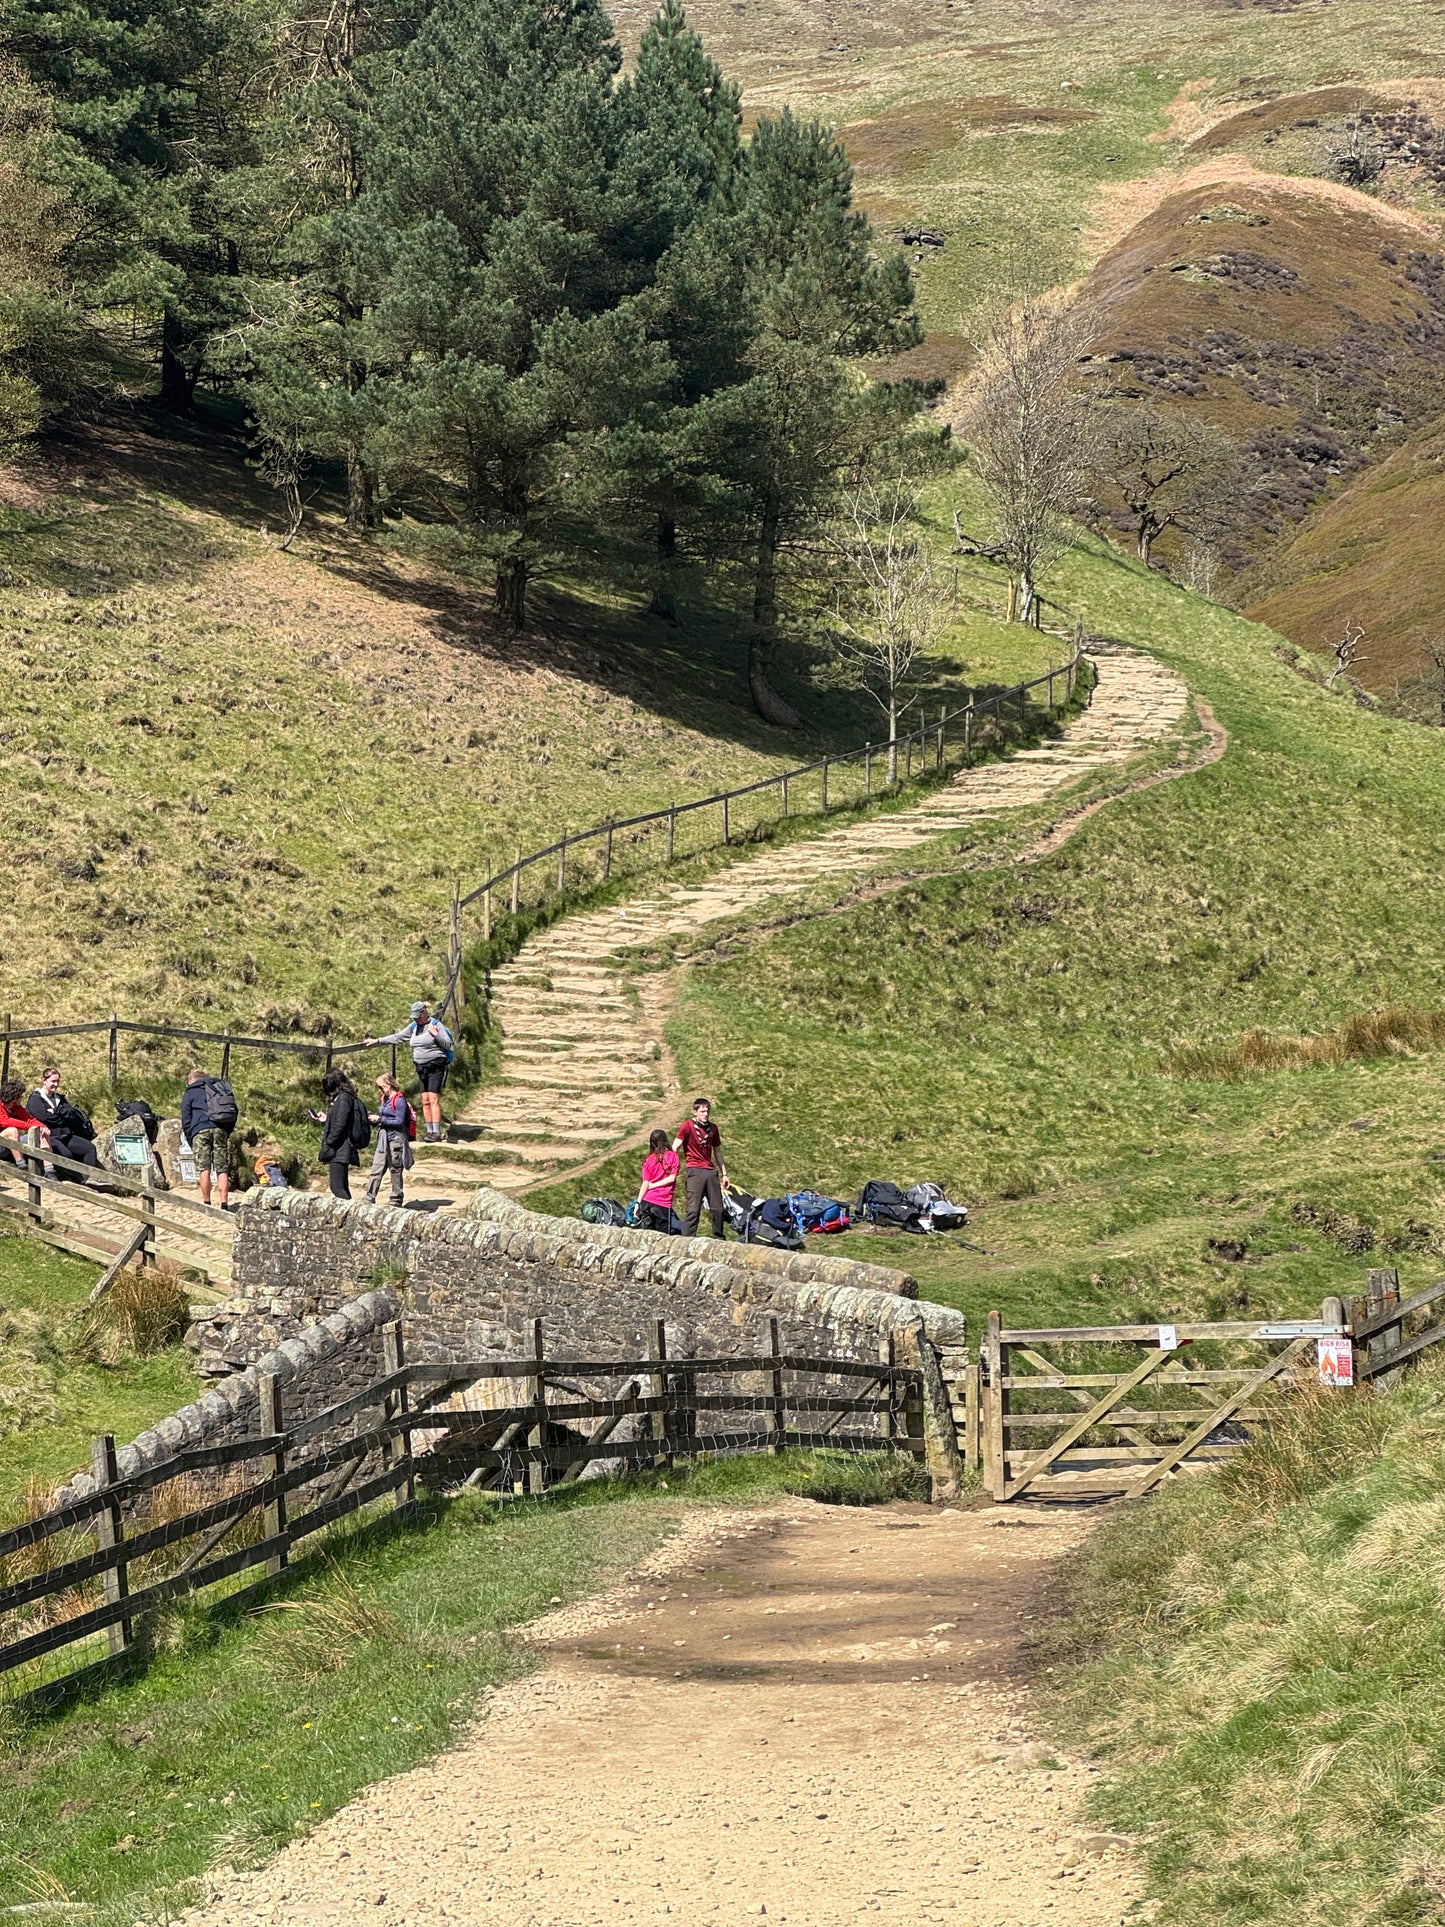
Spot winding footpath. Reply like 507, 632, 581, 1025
430, 646, 1192, 1197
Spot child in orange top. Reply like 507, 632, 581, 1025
635, 1128, 679, 1234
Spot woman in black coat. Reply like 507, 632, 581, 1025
314, 1068, 360, 1200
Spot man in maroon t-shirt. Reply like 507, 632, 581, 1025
674, 1096, 728, 1238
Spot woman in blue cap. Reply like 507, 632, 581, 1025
365, 1000, 454, 1143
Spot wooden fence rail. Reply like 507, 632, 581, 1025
0, 1319, 923, 1699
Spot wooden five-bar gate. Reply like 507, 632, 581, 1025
0, 1320, 923, 1702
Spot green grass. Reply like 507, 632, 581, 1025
0, 1230, 195, 1513
620, 518, 1445, 1347
1039, 1359, 1445, 1926
0, 1451, 914, 1924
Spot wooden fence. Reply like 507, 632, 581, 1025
0, 1319, 923, 1701
0, 632, 1092, 1106
0, 1140, 235, 1289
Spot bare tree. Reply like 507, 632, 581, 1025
830, 477, 947, 781
1329, 618, 1364, 688
1090, 404, 1242, 568
956, 297, 1096, 625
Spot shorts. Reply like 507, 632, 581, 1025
415, 1061, 448, 1096
191, 1125, 232, 1175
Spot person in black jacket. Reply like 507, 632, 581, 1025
312, 1068, 360, 1200
27, 1067, 100, 1174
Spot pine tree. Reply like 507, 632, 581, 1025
715, 111, 920, 727
348, 0, 673, 626
4, 0, 273, 408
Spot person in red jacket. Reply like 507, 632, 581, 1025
0, 1079, 49, 1167
674, 1096, 727, 1239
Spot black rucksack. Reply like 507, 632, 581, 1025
348, 1094, 371, 1151
857, 1179, 924, 1233
115, 1098, 160, 1145
581, 1197, 629, 1227
204, 1077, 239, 1128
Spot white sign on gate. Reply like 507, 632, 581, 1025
1157, 1324, 1179, 1351
1318, 1335, 1354, 1387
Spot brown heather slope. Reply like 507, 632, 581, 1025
1079, 175, 1445, 553
1245, 421, 1445, 689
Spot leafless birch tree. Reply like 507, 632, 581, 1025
831, 477, 947, 781
957, 297, 1096, 624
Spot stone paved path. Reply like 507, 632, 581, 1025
449, 648, 1190, 1195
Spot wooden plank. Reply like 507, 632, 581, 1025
90, 1436, 131, 1660
1352, 1276, 1445, 1342
1005, 1348, 1173, 1501
1122, 1337, 1313, 1500
983, 1312, 1005, 1501
0, 1166, 234, 1249
1002, 1408, 1270, 1429
1359, 1317, 1445, 1379
11, 1144, 232, 1222
1000, 1370, 1260, 1389
86, 1222, 153, 1303
1013, 1343, 1157, 1454
997, 1320, 1331, 1344
259, 1374, 287, 1580
1005, 1443, 1247, 1465
964, 1362, 980, 1474
383, 1324, 416, 1513
403, 1353, 918, 1384
769, 1319, 785, 1456
529, 1319, 547, 1496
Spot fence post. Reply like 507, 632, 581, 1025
25, 1131, 43, 1222
768, 1315, 785, 1455
382, 1321, 416, 1513
1, 1012, 9, 1087
1365, 1267, 1403, 1390
557, 836, 566, 895
906, 735, 913, 781
511, 850, 521, 916
258, 1372, 288, 1579
139, 1157, 156, 1267
722, 794, 730, 845
324, 1039, 335, 1074
964, 707, 973, 766
649, 1318, 671, 1468
604, 819, 614, 882
667, 806, 676, 865
865, 744, 872, 799
220, 1035, 232, 1080
483, 873, 493, 944
528, 1317, 547, 1495
879, 1333, 894, 1443
899, 1324, 963, 1502
964, 1358, 981, 1474
91, 1434, 132, 1658
984, 1310, 1007, 1501
107, 1012, 119, 1090
390, 1043, 398, 1079
451, 886, 466, 1016
782, 772, 790, 817
821, 757, 829, 811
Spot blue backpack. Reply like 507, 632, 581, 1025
786, 1190, 852, 1235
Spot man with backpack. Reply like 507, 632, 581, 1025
365, 1001, 454, 1143
674, 1096, 728, 1240
180, 1067, 238, 1208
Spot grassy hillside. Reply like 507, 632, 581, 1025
612, 526, 1445, 1342
1043, 1358, 1445, 1926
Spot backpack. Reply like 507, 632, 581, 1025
786, 1190, 851, 1235
204, 1077, 239, 1129
857, 1179, 925, 1233
581, 1197, 629, 1227
348, 1093, 372, 1151
115, 1097, 160, 1145
906, 1180, 968, 1232
753, 1197, 804, 1249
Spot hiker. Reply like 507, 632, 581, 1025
0, 1079, 49, 1168
180, 1066, 237, 1208
366, 1070, 415, 1208
674, 1096, 727, 1239
364, 1001, 453, 1143
26, 1068, 100, 1172
635, 1128, 680, 1233
312, 1067, 367, 1200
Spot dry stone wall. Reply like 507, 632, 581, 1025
191, 1190, 965, 1383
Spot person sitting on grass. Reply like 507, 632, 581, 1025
674, 1096, 727, 1239
180, 1067, 235, 1210
0, 1079, 50, 1169
635, 1128, 680, 1233
364, 1001, 453, 1143
366, 1071, 415, 1209
26, 1067, 100, 1173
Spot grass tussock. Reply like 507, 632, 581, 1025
1043, 1358, 1445, 1925
257, 1564, 402, 1680
1170, 1004, 1445, 1082
72, 1264, 191, 1360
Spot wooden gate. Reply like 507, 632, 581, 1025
977, 1306, 1347, 1502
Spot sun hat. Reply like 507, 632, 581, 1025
410, 1000, 428, 1017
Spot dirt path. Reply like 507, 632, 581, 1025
180, 1499, 1142, 1927
436, 647, 1189, 1201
